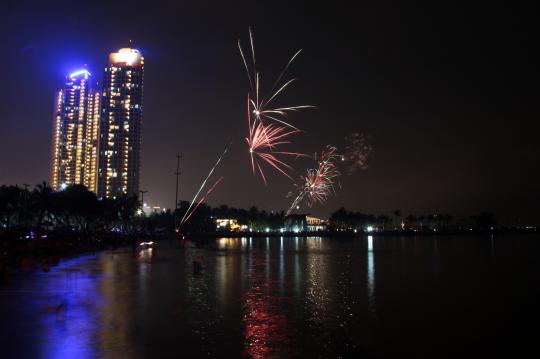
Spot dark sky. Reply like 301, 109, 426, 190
0, 1, 538, 224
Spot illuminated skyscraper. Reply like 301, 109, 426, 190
97, 48, 144, 199
50, 70, 100, 192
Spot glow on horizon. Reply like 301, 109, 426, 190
69, 69, 91, 79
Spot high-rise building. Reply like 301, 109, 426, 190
50, 69, 100, 192
97, 48, 145, 199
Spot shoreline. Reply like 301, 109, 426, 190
183, 227, 538, 238
1, 227, 537, 279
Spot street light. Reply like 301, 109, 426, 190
139, 190, 148, 215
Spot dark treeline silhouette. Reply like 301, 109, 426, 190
177, 201, 285, 232
0, 182, 511, 236
0, 182, 287, 236
1, 182, 141, 233
329, 206, 499, 232
0, 182, 146, 275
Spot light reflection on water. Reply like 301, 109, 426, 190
1, 235, 540, 358
367, 235, 376, 316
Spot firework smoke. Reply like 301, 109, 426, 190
342, 132, 372, 174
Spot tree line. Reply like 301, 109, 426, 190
0, 183, 286, 235
1, 182, 499, 236
329, 207, 498, 231
0, 183, 140, 233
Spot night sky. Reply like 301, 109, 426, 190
0, 1, 538, 224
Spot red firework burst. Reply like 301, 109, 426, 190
246, 96, 302, 184
286, 146, 342, 215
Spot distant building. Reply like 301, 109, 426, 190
97, 48, 144, 199
306, 215, 327, 231
142, 203, 167, 216
215, 218, 246, 231
50, 47, 145, 198
284, 214, 327, 232
50, 70, 100, 192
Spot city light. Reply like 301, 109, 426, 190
99, 48, 144, 198
69, 69, 91, 79
109, 48, 143, 66
52, 70, 100, 192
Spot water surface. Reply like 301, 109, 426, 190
1, 235, 539, 358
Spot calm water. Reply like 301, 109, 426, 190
1, 235, 539, 358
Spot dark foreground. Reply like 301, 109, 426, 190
1, 235, 539, 358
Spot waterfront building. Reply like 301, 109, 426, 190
50, 69, 100, 192
215, 218, 245, 231
97, 48, 144, 199
284, 214, 328, 232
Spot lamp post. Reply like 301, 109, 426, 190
174, 154, 181, 221
139, 190, 148, 215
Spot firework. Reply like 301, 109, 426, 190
239, 29, 313, 183
179, 145, 229, 227
342, 132, 372, 174
181, 176, 224, 226
238, 29, 314, 131
286, 146, 342, 215
246, 95, 303, 184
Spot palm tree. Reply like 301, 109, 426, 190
377, 214, 390, 231
443, 213, 453, 228
406, 214, 416, 229
248, 206, 259, 229
393, 209, 402, 229
428, 214, 438, 229
330, 207, 349, 230
117, 194, 139, 231
419, 215, 426, 230
55, 184, 99, 231
32, 181, 53, 229
0, 185, 24, 230
217, 204, 229, 217
98, 197, 120, 230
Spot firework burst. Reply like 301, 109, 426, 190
239, 29, 313, 183
246, 95, 303, 184
238, 29, 314, 131
286, 146, 342, 215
